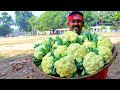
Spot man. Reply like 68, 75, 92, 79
67, 11, 84, 35
67, 11, 108, 79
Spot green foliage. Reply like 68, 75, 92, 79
110, 25, 115, 30
83, 11, 99, 29
87, 47, 98, 54
15, 11, 34, 32
36, 11, 68, 31
50, 63, 57, 76
33, 57, 42, 66
76, 36, 84, 45
75, 60, 83, 71
82, 31, 98, 45
81, 69, 86, 76
0, 12, 14, 36
114, 11, 120, 21
55, 35, 63, 45
72, 72, 79, 78
101, 24, 107, 30
34, 43, 42, 48
63, 40, 71, 47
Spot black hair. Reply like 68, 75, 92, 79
68, 11, 84, 17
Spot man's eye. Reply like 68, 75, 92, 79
71, 20, 75, 23
77, 20, 82, 23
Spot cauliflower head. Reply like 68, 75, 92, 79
52, 41, 59, 49
78, 35, 84, 39
83, 52, 104, 75
97, 35, 113, 50
54, 55, 77, 78
41, 52, 54, 74
83, 40, 96, 48
34, 44, 45, 59
42, 37, 55, 46
54, 45, 67, 58
61, 31, 78, 43
67, 43, 87, 61
97, 46, 113, 64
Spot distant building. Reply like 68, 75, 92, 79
55, 28, 69, 34
91, 26, 111, 32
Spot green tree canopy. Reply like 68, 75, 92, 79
0, 12, 14, 36
36, 11, 69, 32
15, 11, 34, 32
83, 11, 99, 30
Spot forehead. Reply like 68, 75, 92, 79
70, 19, 82, 22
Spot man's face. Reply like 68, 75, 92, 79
68, 19, 84, 35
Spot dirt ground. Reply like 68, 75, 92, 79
0, 44, 119, 79
0, 36, 120, 79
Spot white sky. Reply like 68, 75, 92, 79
0, 11, 46, 21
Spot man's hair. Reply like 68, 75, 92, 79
68, 11, 84, 17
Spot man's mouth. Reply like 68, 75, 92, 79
73, 26, 80, 30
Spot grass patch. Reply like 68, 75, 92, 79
0, 49, 34, 58
0, 35, 56, 46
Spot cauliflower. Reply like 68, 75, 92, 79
52, 41, 59, 49
97, 46, 113, 64
41, 52, 54, 74
78, 35, 84, 39
54, 55, 77, 78
34, 44, 46, 60
83, 40, 96, 48
67, 43, 87, 61
33, 31, 114, 78
83, 52, 104, 75
42, 37, 55, 46
54, 45, 67, 58
41, 39, 49, 45
97, 35, 113, 50
61, 31, 78, 43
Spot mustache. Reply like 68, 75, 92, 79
73, 25, 80, 28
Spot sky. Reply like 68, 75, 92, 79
0, 11, 46, 29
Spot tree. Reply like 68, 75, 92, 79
36, 11, 69, 33
97, 11, 115, 26
114, 11, 120, 31
101, 24, 107, 31
15, 11, 34, 32
110, 25, 115, 31
0, 12, 14, 36
28, 16, 39, 35
83, 11, 99, 29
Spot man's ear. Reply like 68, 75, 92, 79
82, 22, 84, 27
67, 22, 69, 26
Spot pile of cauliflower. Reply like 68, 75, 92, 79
33, 31, 113, 78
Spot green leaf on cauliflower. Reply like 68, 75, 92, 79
51, 51, 55, 58
75, 59, 84, 71
64, 40, 71, 47
56, 35, 63, 45
50, 63, 57, 76
81, 69, 86, 76
76, 36, 84, 45
34, 43, 42, 48
38, 64, 42, 69
33, 57, 42, 66
54, 54, 64, 62
72, 72, 79, 78
92, 32, 98, 45
87, 47, 98, 54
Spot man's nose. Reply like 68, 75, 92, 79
74, 21, 79, 25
